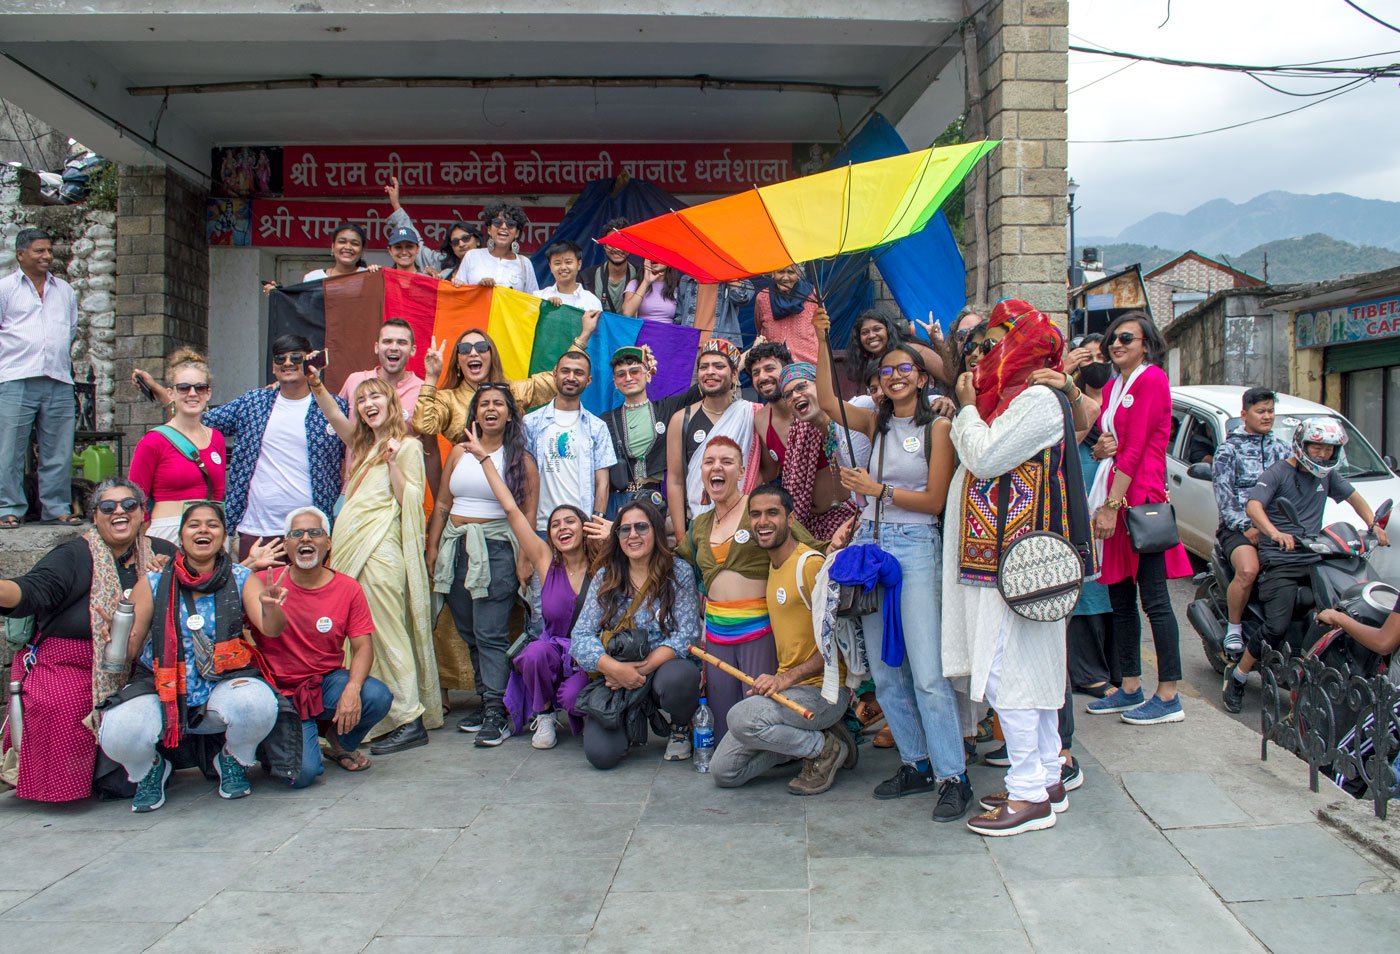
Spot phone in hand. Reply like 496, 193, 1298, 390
135, 377, 157, 403
302, 349, 328, 376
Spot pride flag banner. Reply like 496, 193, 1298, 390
267, 270, 704, 415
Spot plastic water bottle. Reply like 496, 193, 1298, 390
693, 697, 715, 773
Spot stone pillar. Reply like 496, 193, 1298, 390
968, 0, 1068, 326
114, 166, 210, 466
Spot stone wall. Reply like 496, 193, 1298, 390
0, 166, 118, 427
113, 166, 211, 466
969, 0, 1069, 326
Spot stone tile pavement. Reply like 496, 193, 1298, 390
1, 689, 1396, 953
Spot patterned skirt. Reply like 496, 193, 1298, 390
2, 638, 97, 802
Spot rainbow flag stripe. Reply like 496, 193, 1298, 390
268, 270, 703, 415
703, 597, 773, 646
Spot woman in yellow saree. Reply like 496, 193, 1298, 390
309, 370, 440, 754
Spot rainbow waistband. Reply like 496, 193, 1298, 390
704, 597, 773, 645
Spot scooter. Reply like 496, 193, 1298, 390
1186, 464, 1392, 674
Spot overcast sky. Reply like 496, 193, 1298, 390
1068, 0, 1400, 238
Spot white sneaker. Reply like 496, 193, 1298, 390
663, 731, 692, 761
530, 713, 558, 750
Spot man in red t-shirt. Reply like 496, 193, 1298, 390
253, 506, 393, 787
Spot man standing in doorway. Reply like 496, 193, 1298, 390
524, 348, 616, 531
205, 334, 348, 558
0, 229, 80, 527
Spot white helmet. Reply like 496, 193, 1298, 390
1292, 417, 1347, 478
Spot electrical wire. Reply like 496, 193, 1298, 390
1343, 0, 1400, 34
1069, 43, 1400, 78
1070, 59, 1141, 94
1070, 76, 1374, 144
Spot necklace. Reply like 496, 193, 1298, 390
623, 399, 649, 409
709, 495, 745, 542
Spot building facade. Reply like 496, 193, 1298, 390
1145, 251, 1264, 328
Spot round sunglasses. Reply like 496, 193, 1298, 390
97, 497, 141, 515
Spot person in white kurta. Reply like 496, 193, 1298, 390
944, 384, 1067, 812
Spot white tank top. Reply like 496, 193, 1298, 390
449, 446, 508, 519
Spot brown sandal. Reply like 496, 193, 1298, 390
327, 749, 372, 773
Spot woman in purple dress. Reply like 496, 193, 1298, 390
457, 426, 599, 750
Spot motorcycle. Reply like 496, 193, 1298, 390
1186, 461, 1392, 674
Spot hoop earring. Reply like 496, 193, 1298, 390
510, 240, 520, 255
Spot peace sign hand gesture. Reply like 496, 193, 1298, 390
424, 336, 447, 380
915, 313, 942, 343
261, 566, 291, 608
384, 175, 402, 210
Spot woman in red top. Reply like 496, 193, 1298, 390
1086, 314, 1193, 726
754, 264, 819, 364
128, 349, 228, 543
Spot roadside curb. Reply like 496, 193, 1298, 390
1319, 798, 1400, 872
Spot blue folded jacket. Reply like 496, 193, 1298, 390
828, 544, 905, 666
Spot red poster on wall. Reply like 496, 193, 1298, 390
275, 143, 797, 197
206, 199, 568, 250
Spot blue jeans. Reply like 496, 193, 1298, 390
286, 670, 394, 789
0, 377, 75, 520
857, 519, 966, 781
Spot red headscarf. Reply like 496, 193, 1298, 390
972, 298, 1066, 422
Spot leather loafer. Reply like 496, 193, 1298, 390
966, 797, 1056, 837
370, 717, 429, 755
979, 780, 1068, 813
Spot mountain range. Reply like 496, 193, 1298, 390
1084, 191, 1400, 255
1080, 234, 1400, 285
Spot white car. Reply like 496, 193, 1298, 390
1167, 385, 1400, 559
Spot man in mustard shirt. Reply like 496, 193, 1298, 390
711, 484, 857, 795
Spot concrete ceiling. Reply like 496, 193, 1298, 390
0, 2, 970, 183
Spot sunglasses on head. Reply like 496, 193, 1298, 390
878, 363, 917, 378
1109, 331, 1138, 346
273, 351, 305, 366
287, 527, 328, 540
477, 382, 511, 393
172, 382, 211, 395
97, 497, 141, 515
457, 340, 493, 355
617, 521, 652, 538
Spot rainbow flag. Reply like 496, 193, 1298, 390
267, 270, 703, 415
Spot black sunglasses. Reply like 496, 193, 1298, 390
450, 235, 475, 247
97, 497, 141, 515
273, 351, 305, 366
489, 217, 515, 229
173, 382, 211, 395
458, 340, 493, 355
1109, 331, 1138, 346
962, 338, 996, 357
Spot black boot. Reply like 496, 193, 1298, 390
370, 717, 429, 755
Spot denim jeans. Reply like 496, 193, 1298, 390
287, 670, 394, 789
0, 377, 75, 520
857, 519, 966, 781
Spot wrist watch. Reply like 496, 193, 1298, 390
1104, 497, 1124, 511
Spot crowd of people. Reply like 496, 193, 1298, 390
7, 205, 1388, 837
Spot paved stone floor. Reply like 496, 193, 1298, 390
1, 682, 1396, 954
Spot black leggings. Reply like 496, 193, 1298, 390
1108, 549, 1182, 684
582, 658, 700, 771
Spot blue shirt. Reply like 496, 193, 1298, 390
140, 564, 251, 706
569, 562, 700, 672
204, 386, 348, 532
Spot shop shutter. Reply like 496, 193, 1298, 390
1324, 338, 1400, 374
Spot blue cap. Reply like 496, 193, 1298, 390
387, 227, 419, 247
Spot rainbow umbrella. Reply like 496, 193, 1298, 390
599, 140, 999, 284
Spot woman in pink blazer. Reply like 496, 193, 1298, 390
1086, 313, 1193, 726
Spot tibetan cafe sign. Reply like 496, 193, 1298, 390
211, 142, 811, 199
1295, 292, 1400, 350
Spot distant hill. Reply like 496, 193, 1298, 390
1112, 191, 1400, 255
1078, 234, 1400, 285
1231, 234, 1400, 284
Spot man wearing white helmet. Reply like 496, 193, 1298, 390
1222, 417, 1389, 712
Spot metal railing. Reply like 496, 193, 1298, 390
1260, 641, 1400, 820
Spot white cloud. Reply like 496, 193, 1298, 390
1068, 0, 1400, 237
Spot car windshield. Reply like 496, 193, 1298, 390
1227, 413, 1391, 479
